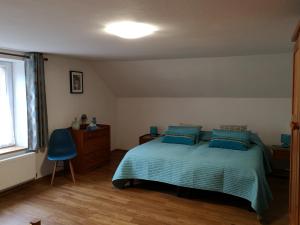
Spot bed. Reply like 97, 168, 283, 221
112, 137, 272, 216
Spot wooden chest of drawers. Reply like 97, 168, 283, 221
71, 124, 111, 173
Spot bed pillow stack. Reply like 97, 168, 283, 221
162, 126, 201, 145
209, 129, 250, 151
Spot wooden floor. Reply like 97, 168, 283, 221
0, 150, 289, 225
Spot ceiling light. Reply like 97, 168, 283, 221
104, 21, 158, 39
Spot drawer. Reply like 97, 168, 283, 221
83, 151, 110, 169
84, 129, 109, 141
84, 152, 100, 167
273, 149, 290, 160
84, 131, 100, 140
83, 136, 109, 153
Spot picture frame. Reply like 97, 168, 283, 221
70, 71, 83, 94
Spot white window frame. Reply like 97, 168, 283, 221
0, 60, 15, 148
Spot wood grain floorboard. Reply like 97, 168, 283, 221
0, 151, 289, 225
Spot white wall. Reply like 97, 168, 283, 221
36, 54, 116, 178
116, 98, 291, 149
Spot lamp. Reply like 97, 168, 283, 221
281, 134, 291, 148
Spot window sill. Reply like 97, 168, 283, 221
0, 146, 27, 156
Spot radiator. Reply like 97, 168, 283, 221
0, 152, 36, 191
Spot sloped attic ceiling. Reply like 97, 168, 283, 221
93, 53, 292, 98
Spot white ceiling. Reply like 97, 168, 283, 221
0, 0, 299, 60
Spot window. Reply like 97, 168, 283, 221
0, 58, 27, 151
0, 61, 15, 148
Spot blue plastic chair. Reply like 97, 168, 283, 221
48, 129, 77, 185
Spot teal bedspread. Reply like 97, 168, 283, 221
112, 138, 272, 215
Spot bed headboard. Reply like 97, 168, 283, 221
220, 125, 247, 131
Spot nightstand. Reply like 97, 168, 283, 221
139, 134, 160, 145
270, 145, 290, 178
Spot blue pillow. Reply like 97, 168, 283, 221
162, 126, 200, 145
167, 126, 201, 141
162, 134, 196, 145
209, 129, 250, 151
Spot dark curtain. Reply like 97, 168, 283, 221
25, 52, 48, 151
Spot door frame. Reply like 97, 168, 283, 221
290, 21, 300, 225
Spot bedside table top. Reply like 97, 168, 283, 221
270, 145, 290, 151
140, 134, 161, 139
139, 134, 162, 145
270, 145, 290, 161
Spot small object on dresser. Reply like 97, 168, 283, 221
80, 114, 87, 125
87, 124, 97, 131
281, 134, 291, 148
87, 118, 98, 131
150, 126, 158, 137
71, 117, 80, 130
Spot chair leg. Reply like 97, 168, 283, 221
63, 160, 67, 176
51, 161, 57, 185
69, 160, 76, 184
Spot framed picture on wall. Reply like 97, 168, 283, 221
70, 71, 83, 94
